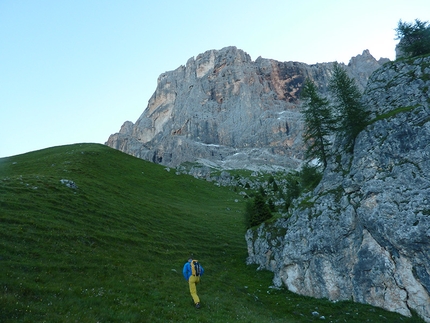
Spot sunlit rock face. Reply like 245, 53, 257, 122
106, 46, 384, 171
246, 56, 430, 322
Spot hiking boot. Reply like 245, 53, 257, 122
195, 302, 201, 309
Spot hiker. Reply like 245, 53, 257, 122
183, 257, 204, 308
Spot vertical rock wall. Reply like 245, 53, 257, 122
106, 47, 384, 170
246, 56, 430, 322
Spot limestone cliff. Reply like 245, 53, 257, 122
246, 55, 430, 322
106, 47, 384, 171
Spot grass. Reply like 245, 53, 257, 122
0, 143, 424, 322
369, 105, 418, 125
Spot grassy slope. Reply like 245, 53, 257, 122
0, 144, 423, 322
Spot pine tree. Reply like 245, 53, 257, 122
244, 193, 272, 228
284, 173, 300, 210
329, 63, 369, 153
299, 163, 323, 191
301, 79, 335, 168
253, 193, 272, 224
396, 19, 430, 58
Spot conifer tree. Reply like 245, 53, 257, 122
396, 19, 430, 58
244, 193, 272, 228
253, 193, 272, 224
329, 63, 369, 153
301, 79, 335, 168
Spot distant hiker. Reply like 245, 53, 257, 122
183, 257, 204, 308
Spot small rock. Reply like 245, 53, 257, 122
60, 179, 78, 189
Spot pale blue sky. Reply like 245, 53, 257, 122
1, 0, 428, 158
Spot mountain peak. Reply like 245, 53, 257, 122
106, 47, 386, 170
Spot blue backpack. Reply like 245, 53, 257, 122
191, 260, 202, 276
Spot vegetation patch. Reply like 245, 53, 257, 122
0, 144, 424, 322
298, 196, 315, 211
369, 105, 418, 125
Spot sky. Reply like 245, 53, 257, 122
1, 0, 429, 158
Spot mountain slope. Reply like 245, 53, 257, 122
0, 144, 423, 322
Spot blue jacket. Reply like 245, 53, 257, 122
183, 260, 204, 281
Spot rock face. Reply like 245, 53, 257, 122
246, 56, 430, 322
106, 47, 385, 171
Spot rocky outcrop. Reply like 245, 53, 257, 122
246, 56, 430, 322
106, 47, 386, 171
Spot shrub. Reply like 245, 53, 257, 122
300, 163, 323, 191
283, 164, 322, 210
244, 193, 273, 229
284, 173, 300, 210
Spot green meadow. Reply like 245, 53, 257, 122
0, 144, 424, 322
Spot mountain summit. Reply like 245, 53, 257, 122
106, 47, 386, 171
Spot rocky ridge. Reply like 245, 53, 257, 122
106, 47, 386, 172
246, 56, 430, 322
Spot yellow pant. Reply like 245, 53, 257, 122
188, 275, 201, 304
